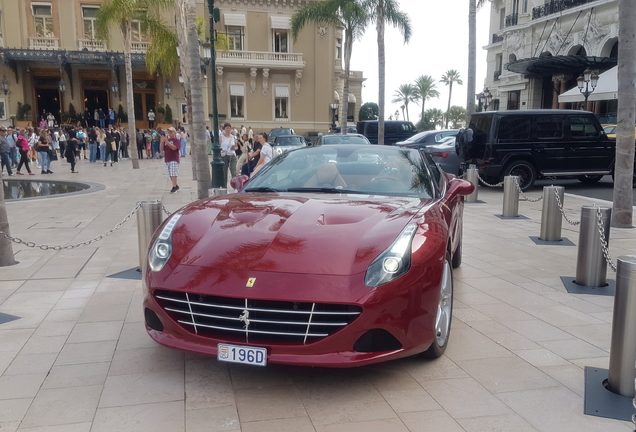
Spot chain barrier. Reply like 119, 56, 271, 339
512, 177, 543, 202
596, 205, 617, 272
0, 203, 142, 251
162, 205, 172, 216
553, 190, 580, 226
475, 172, 504, 188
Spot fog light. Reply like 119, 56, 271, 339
383, 257, 401, 273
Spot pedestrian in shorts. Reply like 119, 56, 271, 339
161, 127, 181, 193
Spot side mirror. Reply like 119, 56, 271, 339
448, 178, 475, 196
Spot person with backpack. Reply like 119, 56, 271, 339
65, 137, 79, 173
15, 129, 34, 175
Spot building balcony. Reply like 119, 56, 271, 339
78, 39, 107, 51
275, 117, 290, 122
29, 37, 59, 50
505, 13, 518, 27
131, 41, 150, 53
216, 50, 305, 69
492, 34, 504, 44
532, 0, 598, 19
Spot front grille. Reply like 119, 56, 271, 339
154, 289, 362, 345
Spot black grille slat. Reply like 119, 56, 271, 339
155, 290, 362, 344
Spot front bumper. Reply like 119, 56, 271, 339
143, 264, 442, 367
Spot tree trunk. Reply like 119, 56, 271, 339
185, 0, 210, 199
405, 103, 409, 122
342, 28, 354, 134
175, 0, 197, 181
0, 172, 17, 267
612, 0, 635, 227
466, 0, 477, 126
123, 22, 140, 169
377, 0, 385, 145
445, 81, 453, 128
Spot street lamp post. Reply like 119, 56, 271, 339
480, 87, 492, 111
577, 68, 599, 103
207, 0, 224, 189
329, 103, 339, 131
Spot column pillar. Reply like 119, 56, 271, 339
559, 79, 567, 109
551, 77, 561, 109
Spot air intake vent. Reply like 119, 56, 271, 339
154, 290, 362, 345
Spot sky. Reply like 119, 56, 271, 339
349, 0, 492, 122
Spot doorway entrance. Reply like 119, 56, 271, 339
83, 78, 110, 127
34, 78, 62, 124
133, 79, 156, 129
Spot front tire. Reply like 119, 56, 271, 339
421, 252, 453, 359
577, 175, 603, 184
504, 160, 536, 191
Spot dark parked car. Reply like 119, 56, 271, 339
356, 120, 417, 145
143, 144, 474, 367
458, 110, 619, 190
396, 129, 459, 148
268, 127, 296, 143
314, 133, 371, 146
272, 135, 307, 156
303, 131, 323, 146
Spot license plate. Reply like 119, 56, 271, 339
217, 343, 267, 366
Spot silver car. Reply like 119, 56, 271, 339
422, 137, 461, 176
272, 135, 307, 156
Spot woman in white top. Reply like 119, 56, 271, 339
252, 133, 273, 176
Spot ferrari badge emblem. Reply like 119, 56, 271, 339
246, 278, 256, 287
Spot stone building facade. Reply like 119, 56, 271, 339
0, 0, 364, 134
483, 0, 618, 120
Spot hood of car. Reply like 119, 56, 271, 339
174, 193, 425, 276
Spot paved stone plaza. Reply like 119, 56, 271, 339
1, 156, 635, 431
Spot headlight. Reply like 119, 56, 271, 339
364, 223, 417, 287
148, 213, 182, 272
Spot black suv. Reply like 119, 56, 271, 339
458, 110, 616, 190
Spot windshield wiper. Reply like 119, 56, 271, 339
243, 187, 282, 192
286, 187, 362, 194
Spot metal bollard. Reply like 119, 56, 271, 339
212, 188, 228, 197
575, 206, 611, 287
137, 200, 164, 274
465, 167, 479, 203
539, 186, 564, 241
502, 176, 520, 217
607, 256, 636, 397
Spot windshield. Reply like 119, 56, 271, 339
244, 146, 435, 198
322, 135, 369, 145
274, 136, 305, 146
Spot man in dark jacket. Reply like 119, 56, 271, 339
0, 127, 14, 176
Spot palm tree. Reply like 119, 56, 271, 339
441, 69, 463, 128
426, 108, 445, 129
96, 0, 173, 170
392, 83, 417, 122
612, 0, 635, 227
413, 75, 440, 121
363, 0, 411, 144
292, 0, 368, 134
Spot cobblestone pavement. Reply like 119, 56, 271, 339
0, 156, 634, 431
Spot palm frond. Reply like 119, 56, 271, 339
291, 1, 342, 41
145, 16, 178, 75
384, 0, 411, 43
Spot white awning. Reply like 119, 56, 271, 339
270, 15, 291, 29
558, 66, 618, 103
224, 13, 246, 27
348, 93, 356, 103
230, 84, 245, 96
275, 86, 289, 98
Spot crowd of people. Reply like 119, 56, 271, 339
1, 119, 276, 195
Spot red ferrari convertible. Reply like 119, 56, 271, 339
143, 145, 474, 367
